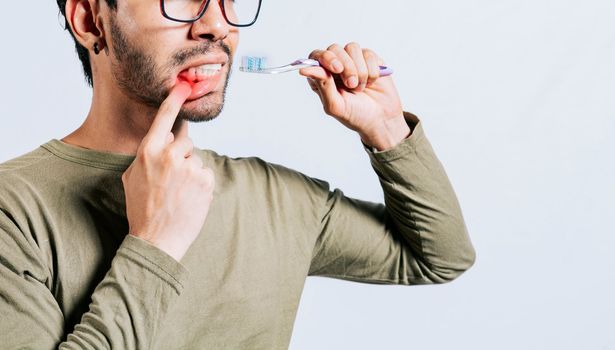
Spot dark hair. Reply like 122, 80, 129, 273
56, 0, 117, 86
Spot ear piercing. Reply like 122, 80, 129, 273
93, 41, 109, 56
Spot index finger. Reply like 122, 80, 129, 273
308, 49, 344, 74
143, 82, 192, 150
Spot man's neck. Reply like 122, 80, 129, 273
61, 84, 176, 155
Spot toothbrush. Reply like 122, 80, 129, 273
240, 56, 393, 76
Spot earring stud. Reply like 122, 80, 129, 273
93, 43, 100, 55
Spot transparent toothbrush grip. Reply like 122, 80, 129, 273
299, 59, 393, 76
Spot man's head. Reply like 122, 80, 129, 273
57, 0, 241, 122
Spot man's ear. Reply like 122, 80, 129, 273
65, 0, 106, 52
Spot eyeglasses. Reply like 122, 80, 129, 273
160, 0, 262, 27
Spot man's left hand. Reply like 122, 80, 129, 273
299, 42, 411, 151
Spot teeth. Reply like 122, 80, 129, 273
197, 64, 222, 72
194, 64, 222, 78
200, 63, 222, 69
199, 69, 219, 77
182, 63, 223, 81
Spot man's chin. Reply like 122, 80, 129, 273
173, 72, 229, 123
177, 101, 224, 123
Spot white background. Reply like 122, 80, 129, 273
1, 0, 614, 349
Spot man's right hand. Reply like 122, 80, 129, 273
121, 83, 215, 262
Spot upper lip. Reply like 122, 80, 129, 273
177, 53, 229, 73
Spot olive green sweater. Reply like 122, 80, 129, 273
0, 112, 475, 349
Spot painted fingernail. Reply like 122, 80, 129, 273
347, 76, 358, 88
332, 60, 344, 72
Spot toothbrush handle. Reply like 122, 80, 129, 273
300, 59, 393, 76
378, 66, 393, 77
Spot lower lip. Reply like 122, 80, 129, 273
178, 70, 223, 101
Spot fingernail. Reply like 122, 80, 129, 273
174, 82, 192, 98
347, 76, 358, 88
332, 60, 344, 72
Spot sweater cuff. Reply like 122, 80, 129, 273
118, 234, 189, 294
361, 111, 425, 163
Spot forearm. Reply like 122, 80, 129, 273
364, 112, 476, 282
309, 112, 475, 285
60, 235, 188, 349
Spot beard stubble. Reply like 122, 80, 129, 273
108, 16, 233, 123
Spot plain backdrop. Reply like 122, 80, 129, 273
1, 1, 614, 349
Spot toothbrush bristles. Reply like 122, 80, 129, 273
241, 56, 267, 71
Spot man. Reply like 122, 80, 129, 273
0, 0, 475, 348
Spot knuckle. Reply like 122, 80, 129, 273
363, 48, 382, 64
162, 148, 178, 165
308, 49, 322, 59
345, 42, 360, 51
327, 43, 341, 51
138, 144, 155, 160
136, 144, 148, 157
323, 50, 337, 61
363, 48, 376, 60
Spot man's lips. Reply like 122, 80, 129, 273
181, 74, 222, 101
175, 54, 229, 101
177, 65, 225, 101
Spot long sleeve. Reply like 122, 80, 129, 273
0, 208, 188, 349
308, 112, 476, 285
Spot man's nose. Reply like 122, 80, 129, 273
190, 0, 231, 42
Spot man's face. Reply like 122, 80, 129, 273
106, 0, 239, 122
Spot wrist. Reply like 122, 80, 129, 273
129, 232, 186, 262
360, 115, 411, 152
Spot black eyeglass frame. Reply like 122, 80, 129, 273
160, 0, 262, 27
